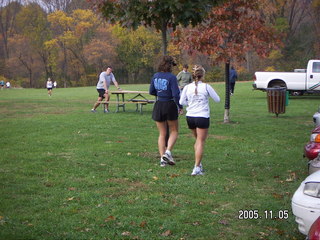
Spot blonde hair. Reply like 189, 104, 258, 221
192, 65, 205, 95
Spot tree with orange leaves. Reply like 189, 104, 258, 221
175, 0, 282, 123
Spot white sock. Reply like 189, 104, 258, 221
165, 150, 171, 155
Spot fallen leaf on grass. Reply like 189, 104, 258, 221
122, 231, 131, 236
219, 219, 229, 225
44, 182, 54, 187
67, 197, 75, 201
286, 172, 297, 182
68, 187, 76, 191
170, 174, 180, 178
81, 228, 91, 232
140, 221, 147, 228
259, 231, 269, 237
272, 193, 283, 199
161, 230, 172, 236
153, 176, 159, 181
105, 215, 116, 222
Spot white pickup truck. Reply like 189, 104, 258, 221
253, 60, 320, 95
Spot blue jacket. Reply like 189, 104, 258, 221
229, 69, 238, 83
149, 72, 182, 109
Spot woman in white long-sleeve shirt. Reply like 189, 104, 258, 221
179, 65, 220, 176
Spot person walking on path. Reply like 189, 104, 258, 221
46, 78, 53, 96
179, 65, 220, 176
229, 66, 238, 95
149, 56, 183, 167
176, 64, 192, 91
91, 66, 121, 113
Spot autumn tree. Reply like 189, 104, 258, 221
176, 0, 281, 123
15, 3, 52, 86
111, 25, 161, 83
47, 9, 99, 87
33, 0, 90, 13
88, 0, 220, 55
7, 34, 43, 87
0, 0, 22, 76
311, 0, 320, 57
83, 25, 119, 74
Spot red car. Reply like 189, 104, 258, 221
304, 126, 320, 160
308, 216, 320, 240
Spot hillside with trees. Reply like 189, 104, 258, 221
0, 0, 319, 88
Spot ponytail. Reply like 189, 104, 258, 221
192, 65, 206, 95
195, 79, 198, 95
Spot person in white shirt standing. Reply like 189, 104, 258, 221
179, 65, 220, 176
91, 66, 121, 113
46, 78, 53, 96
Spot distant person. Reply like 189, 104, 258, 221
0, 81, 4, 89
6, 81, 10, 88
179, 65, 220, 176
176, 64, 192, 91
46, 78, 53, 96
149, 55, 183, 167
53, 81, 57, 88
229, 66, 238, 95
91, 66, 121, 113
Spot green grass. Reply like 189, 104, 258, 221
0, 82, 316, 239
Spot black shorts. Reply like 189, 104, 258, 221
186, 117, 210, 129
152, 100, 178, 122
97, 89, 105, 98
47, 88, 52, 90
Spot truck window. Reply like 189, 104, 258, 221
313, 62, 320, 73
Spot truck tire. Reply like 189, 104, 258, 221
290, 91, 304, 96
268, 80, 287, 88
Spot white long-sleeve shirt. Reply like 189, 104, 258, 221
179, 81, 220, 118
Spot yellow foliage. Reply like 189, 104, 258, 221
268, 50, 283, 60
264, 66, 276, 71
312, 0, 320, 7
167, 42, 180, 59
48, 10, 72, 29
59, 31, 77, 45
44, 39, 58, 49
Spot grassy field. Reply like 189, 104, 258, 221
0, 82, 318, 240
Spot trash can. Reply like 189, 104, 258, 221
285, 91, 289, 106
266, 87, 286, 117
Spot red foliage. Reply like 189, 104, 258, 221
174, 0, 282, 63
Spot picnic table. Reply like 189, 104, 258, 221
97, 90, 156, 114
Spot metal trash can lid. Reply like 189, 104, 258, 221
266, 87, 287, 91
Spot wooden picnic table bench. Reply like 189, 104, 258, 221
96, 90, 156, 114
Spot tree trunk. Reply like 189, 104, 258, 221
161, 21, 167, 55
224, 61, 230, 123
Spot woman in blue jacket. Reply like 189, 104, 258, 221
149, 56, 183, 167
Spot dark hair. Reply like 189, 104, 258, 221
157, 56, 177, 72
183, 64, 189, 69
